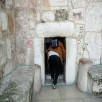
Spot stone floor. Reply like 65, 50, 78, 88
35, 85, 102, 102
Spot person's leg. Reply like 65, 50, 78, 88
53, 56, 62, 85
49, 56, 54, 80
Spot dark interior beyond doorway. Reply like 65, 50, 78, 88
44, 37, 66, 75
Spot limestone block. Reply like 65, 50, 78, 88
85, 32, 101, 59
6, 39, 12, 59
87, 0, 102, 2
0, 66, 34, 102
36, 21, 74, 37
77, 0, 86, 7
17, 54, 25, 64
34, 38, 45, 85
24, 39, 34, 65
0, 11, 8, 31
5, 0, 13, 9
16, 34, 25, 54
65, 38, 77, 84
0, 65, 3, 78
48, 0, 67, 6
14, 0, 28, 7
28, 0, 36, 8
55, 9, 68, 21
69, 0, 86, 8
34, 64, 41, 94
0, 40, 6, 65
3, 61, 13, 76
77, 38, 84, 55
88, 64, 102, 97
75, 24, 85, 37
41, 11, 55, 22
92, 59, 100, 65
77, 58, 93, 92
15, 19, 29, 38
25, 48, 34, 65
15, 9, 36, 20
86, 3, 102, 31
69, 0, 78, 8
8, 13, 15, 34
72, 8, 85, 21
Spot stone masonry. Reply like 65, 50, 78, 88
0, 0, 102, 86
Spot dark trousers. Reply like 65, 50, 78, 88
49, 55, 63, 85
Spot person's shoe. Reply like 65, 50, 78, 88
52, 84, 56, 89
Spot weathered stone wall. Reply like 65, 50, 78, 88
14, 0, 35, 65
14, 0, 102, 84
0, 0, 16, 78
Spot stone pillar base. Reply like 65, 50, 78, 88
77, 58, 93, 92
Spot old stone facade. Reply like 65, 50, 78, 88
0, 0, 102, 85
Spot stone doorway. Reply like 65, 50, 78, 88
44, 37, 66, 85
34, 21, 77, 86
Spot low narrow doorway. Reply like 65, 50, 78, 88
44, 37, 66, 85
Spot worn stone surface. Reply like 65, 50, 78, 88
77, 58, 93, 92
55, 9, 68, 21
48, 0, 67, 7
73, 8, 85, 21
0, 66, 34, 102
0, 11, 8, 31
14, 0, 28, 7
86, 2, 102, 32
8, 13, 15, 34
41, 11, 55, 22
5, 0, 13, 9
34, 64, 42, 94
85, 32, 101, 59
3, 61, 13, 76
88, 64, 102, 97
0, 40, 6, 66
6, 39, 12, 59
15, 9, 36, 20
36, 21, 74, 37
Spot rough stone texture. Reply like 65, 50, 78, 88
36, 21, 74, 37
55, 9, 68, 21
34, 64, 42, 95
0, 40, 6, 66
47, 0, 67, 7
5, 0, 13, 9
41, 11, 55, 22
3, 61, 13, 77
0, 11, 8, 31
73, 8, 85, 21
0, 66, 34, 102
88, 64, 102, 97
0, 4, 16, 79
6, 39, 12, 59
77, 58, 93, 92
86, 2, 102, 32
14, 0, 28, 7
84, 32, 101, 60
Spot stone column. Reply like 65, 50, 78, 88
77, 58, 93, 92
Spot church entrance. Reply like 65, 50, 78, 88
44, 37, 66, 85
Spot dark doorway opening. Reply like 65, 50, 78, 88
44, 37, 66, 84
